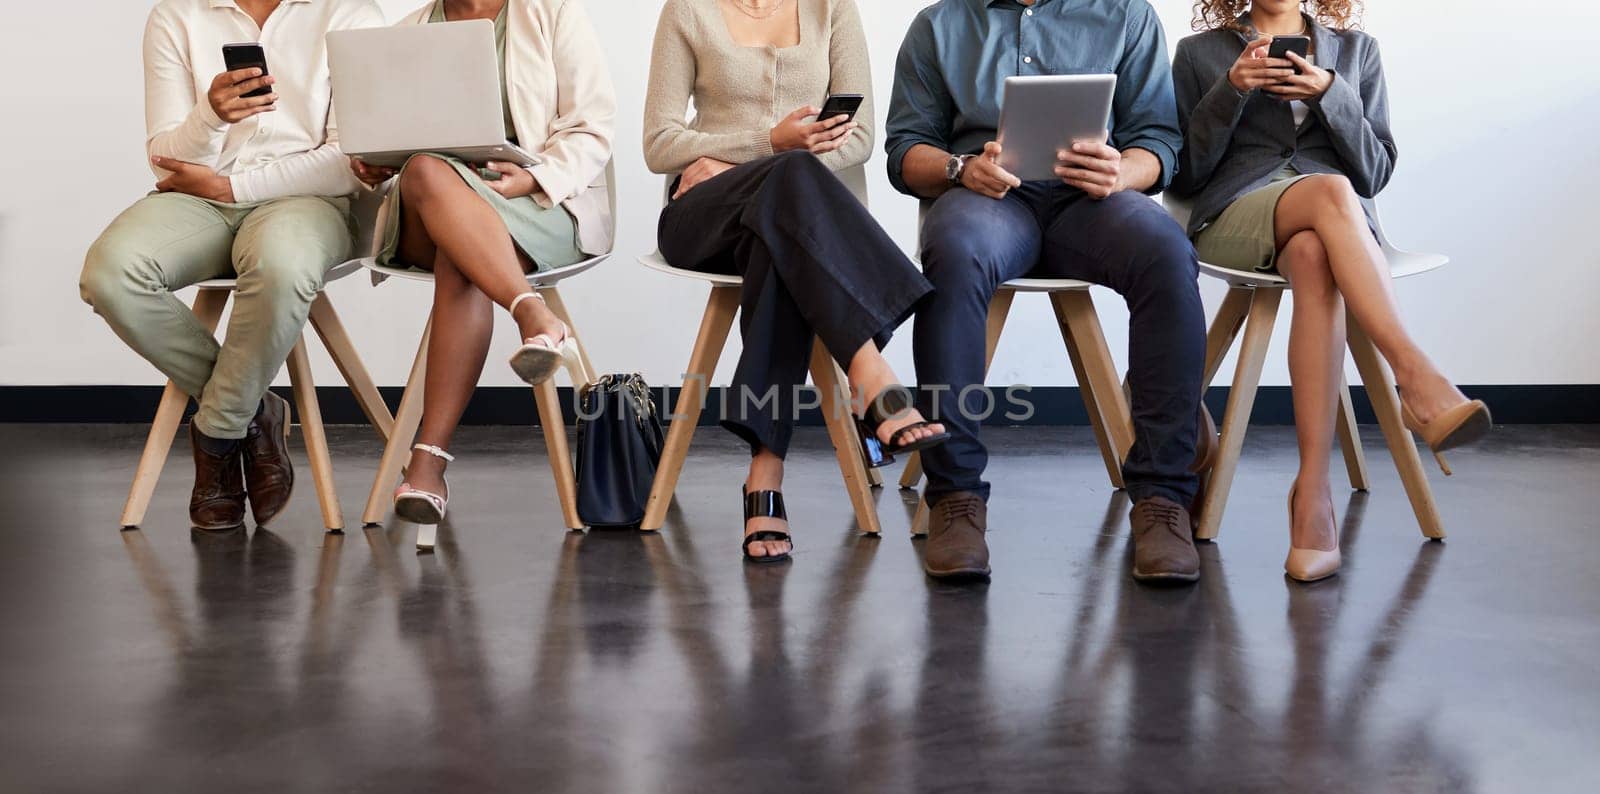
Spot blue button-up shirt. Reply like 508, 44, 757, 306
885, 0, 1183, 196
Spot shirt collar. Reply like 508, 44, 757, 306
209, 0, 312, 8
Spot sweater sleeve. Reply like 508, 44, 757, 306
815, 0, 873, 172
642, 0, 774, 174
144, 6, 229, 171
1169, 37, 1250, 198
526, 0, 617, 207
1310, 38, 1397, 198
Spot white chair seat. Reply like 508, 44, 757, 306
637, 251, 743, 286
1001, 276, 1094, 292
192, 258, 369, 291
361, 251, 610, 288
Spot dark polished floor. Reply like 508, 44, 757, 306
1, 423, 1597, 793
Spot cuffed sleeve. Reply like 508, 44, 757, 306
1310, 40, 1396, 197
1110, 4, 1182, 193
884, 12, 954, 197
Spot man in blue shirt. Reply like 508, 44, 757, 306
886, 0, 1212, 584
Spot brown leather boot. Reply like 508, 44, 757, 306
243, 391, 295, 526
1130, 496, 1199, 584
923, 491, 991, 579
190, 424, 246, 531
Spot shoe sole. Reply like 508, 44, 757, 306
394, 495, 444, 525
509, 347, 563, 386
192, 520, 245, 532
1132, 568, 1200, 584
924, 565, 992, 580
1432, 405, 1493, 453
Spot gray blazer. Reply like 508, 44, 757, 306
1169, 17, 1397, 236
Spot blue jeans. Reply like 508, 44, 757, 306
913, 184, 1206, 507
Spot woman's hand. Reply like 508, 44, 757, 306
152, 156, 234, 203
350, 158, 396, 188
207, 67, 277, 124
1264, 52, 1335, 101
481, 161, 537, 199
769, 106, 858, 155
1227, 37, 1297, 93
673, 157, 735, 199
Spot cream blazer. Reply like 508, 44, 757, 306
378, 0, 617, 255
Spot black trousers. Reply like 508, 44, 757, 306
659, 151, 933, 459
914, 184, 1207, 507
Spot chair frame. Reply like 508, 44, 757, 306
357, 161, 617, 532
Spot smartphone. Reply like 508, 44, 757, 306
221, 43, 272, 98
1268, 35, 1311, 74
817, 93, 864, 123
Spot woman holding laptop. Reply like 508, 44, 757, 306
349, 0, 615, 525
1171, 0, 1491, 581
644, 0, 948, 563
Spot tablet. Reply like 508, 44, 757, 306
995, 75, 1118, 182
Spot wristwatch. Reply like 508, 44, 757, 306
946, 153, 976, 186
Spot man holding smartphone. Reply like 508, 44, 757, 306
80, 0, 383, 531
885, 0, 1214, 584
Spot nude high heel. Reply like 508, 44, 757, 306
1285, 484, 1341, 583
1400, 397, 1492, 476
507, 292, 581, 387
394, 444, 452, 550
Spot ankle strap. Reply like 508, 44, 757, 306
412, 443, 455, 462
508, 292, 544, 317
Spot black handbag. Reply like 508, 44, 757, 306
574, 374, 665, 527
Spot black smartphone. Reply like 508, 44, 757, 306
221, 43, 272, 98
817, 93, 864, 123
1268, 35, 1311, 74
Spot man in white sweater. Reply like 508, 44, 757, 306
80, 0, 383, 531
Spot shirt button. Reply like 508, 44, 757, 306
1026, 7, 1034, 14
1281, 147, 1295, 158
1023, 56, 1033, 64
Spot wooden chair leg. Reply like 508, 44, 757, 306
308, 294, 394, 443
1335, 374, 1371, 492
1347, 315, 1445, 539
1203, 288, 1255, 388
120, 288, 231, 528
641, 287, 740, 531
1196, 288, 1282, 541
901, 288, 1015, 492
534, 378, 584, 530
286, 337, 343, 531
1052, 290, 1132, 490
810, 343, 882, 535
361, 317, 433, 526
540, 287, 597, 386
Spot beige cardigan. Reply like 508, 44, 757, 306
642, 0, 874, 177
377, 0, 617, 255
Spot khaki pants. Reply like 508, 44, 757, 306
80, 192, 353, 439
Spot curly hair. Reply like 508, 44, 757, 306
1191, 1, 1364, 32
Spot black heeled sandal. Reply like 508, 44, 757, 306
742, 487, 793, 564
855, 386, 951, 468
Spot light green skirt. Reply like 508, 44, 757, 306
1193, 169, 1313, 274
376, 153, 584, 273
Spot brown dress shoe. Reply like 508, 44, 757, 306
923, 492, 991, 579
190, 424, 246, 531
1130, 496, 1199, 584
243, 392, 295, 526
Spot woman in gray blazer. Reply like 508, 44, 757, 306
1171, 0, 1490, 582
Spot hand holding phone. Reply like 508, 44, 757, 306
211, 43, 276, 124
1267, 35, 1311, 75
817, 93, 864, 124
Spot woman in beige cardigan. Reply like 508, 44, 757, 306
350, 0, 615, 525
645, 0, 946, 563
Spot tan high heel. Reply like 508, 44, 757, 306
1285, 484, 1341, 583
1400, 397, 1492, 476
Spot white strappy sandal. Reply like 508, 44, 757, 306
507, 292, 580, 387
394, 444, 453, 547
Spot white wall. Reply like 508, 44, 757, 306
2, 0, 1597, 394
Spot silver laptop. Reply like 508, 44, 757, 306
328, 20, 542, 169
996, 75, 1117, 182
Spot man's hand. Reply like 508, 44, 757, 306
1227, 37, 1296, 93
153, 156, 234, 202
482, 161, 537, 199
1054, 138, 1124, 200
673, 157, 735, 199
207, 68, 277, 124
770, 106, 858, 155
961, 142, 1022, 200
1264, 52, 1334, 101
350, 158, 397, 188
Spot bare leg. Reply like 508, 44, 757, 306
1273, 175, 1465, 423
401, 251, 495, 497
744, 449, 790, 559
843, 341, 945, 446
1277, 231, 1343, 552
400, 156, 563, 343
